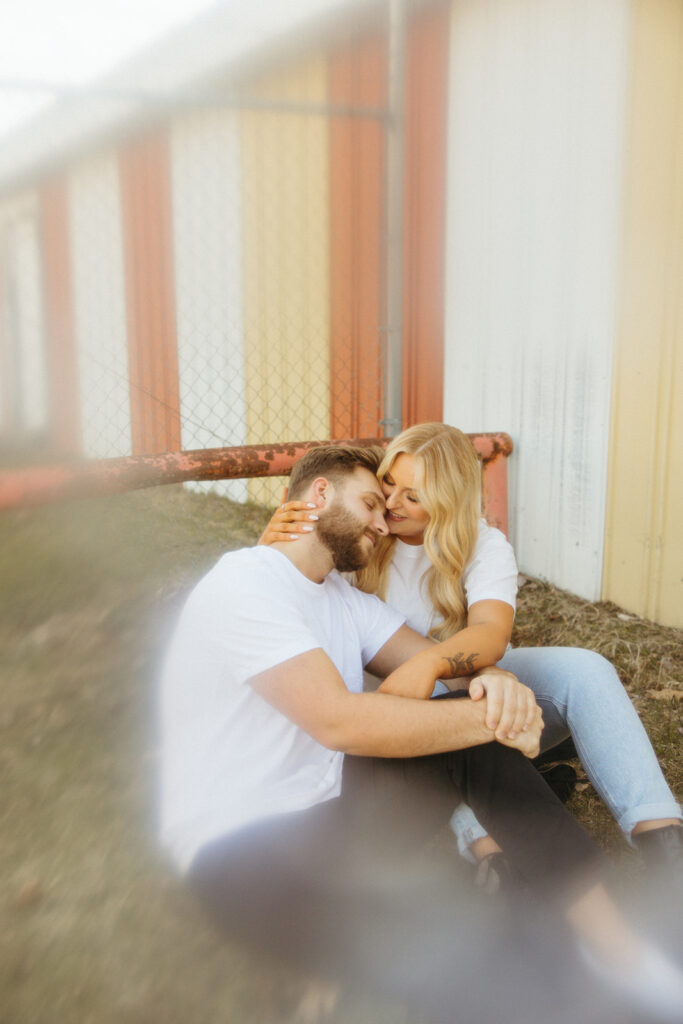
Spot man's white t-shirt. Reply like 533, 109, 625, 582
384, 520, 518, 637
159, 546, 405, 872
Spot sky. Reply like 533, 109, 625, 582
0, 0, 275, 141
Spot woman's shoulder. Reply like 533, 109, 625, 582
463, 521, 518, 607
473, 519, 515, 556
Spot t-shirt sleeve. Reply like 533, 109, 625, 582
338, 577, 405, 665
181, 558, 322, 687
462, 524, 519, 610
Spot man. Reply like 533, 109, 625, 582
159, 446, 682, 1023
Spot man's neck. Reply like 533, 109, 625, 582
270, 536, 334, 584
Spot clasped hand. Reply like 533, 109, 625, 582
469, 666, 542, 756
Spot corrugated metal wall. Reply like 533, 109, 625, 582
442, 0, 630, 603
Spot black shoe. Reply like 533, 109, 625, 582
633, 824, 683, 871
473, 852, 518, 895
631, 825, 683, 950
532, 736, 579, 768
538, 762, 577, 804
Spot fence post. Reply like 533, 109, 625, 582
381, 0, 407, 437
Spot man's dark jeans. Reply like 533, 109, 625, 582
188, 700, 603, 1022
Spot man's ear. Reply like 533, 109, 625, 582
310, 477, 332, 509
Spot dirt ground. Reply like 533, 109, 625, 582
1, 485, 681, 1024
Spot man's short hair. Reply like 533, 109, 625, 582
287, 444, 383, 499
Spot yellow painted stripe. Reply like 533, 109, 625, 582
604, 0, 683, 626
241, 56, 330, 506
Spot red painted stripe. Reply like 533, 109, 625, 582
40, 179, 81, 454
402, 2, 449, 426
329, 34, 387, 438
119, 132, 181, 455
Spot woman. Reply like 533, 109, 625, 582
260, 423, 682, 874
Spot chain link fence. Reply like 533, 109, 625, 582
0, 52, 394, 508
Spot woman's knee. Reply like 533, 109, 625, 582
504, 647, 621, 702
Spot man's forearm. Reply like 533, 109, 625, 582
250, 647, 539, 760
323, 690, 494, 758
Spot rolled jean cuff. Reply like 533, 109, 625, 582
620, 801, 683, 844
449, 804, 488, 862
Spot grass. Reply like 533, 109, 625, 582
0, 486, 680, 1023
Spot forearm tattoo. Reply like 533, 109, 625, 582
442, 652, 479, 676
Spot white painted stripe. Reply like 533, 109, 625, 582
170, 110, 248, 502
68, 154, 132, 457
443, 0, 630, 600
0, 196, 49, 435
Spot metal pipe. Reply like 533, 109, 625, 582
0, 433, 513, 515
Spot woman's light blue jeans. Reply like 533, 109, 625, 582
448, 647, 682, 860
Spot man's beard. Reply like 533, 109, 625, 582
317, 503, 377, 573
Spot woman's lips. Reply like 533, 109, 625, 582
387, 510, 405, 522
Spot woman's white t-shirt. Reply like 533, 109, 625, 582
383, 520, 518, 637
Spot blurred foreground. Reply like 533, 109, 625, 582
0, 486, 680, 1023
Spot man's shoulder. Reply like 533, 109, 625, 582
206, 544, 287, 576
188, 545, 292, 603
326, 569, 398, 618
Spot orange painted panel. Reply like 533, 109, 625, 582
119, 132, 181, 454
402, 2, 449, 427
40, 180, 81, 454
328, 35, 387, 438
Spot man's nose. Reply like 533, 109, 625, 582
374, 510, 389, 535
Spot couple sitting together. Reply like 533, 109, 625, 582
159, 423, 683, 1023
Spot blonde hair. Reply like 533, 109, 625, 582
355, 423, 481, 640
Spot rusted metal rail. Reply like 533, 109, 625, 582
0, 432, 513, 533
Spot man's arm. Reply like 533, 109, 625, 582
368, 616, 537, 741
249, 646, 542, 759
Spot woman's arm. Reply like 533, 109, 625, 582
257, 492, 319, 545
377, 600, 536, 739
378, 599, 513, 693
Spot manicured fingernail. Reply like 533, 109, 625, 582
508, 732, 517, 740
306, 503, 316, 508
307, 514, 319, 521
302, 526, 314, 532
